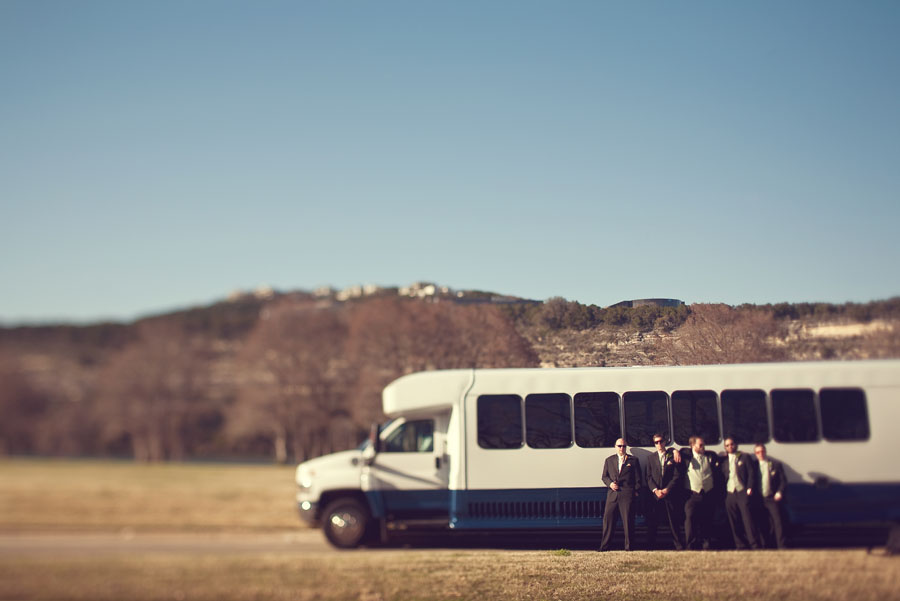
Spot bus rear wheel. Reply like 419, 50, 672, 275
322, 498, 371, 548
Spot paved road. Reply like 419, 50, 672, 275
0, 530, 332, 556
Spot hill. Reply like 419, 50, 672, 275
1, 287, 898, 462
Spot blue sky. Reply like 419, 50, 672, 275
2, 1, 899, 324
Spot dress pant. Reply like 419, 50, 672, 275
600, 489, 635, 551
684, 490, 714, 550
759, 496, 787, 549
646, 493, 684, 550
725, 491, 759, 549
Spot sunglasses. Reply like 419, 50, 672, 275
653, 440, 664, 445
615, 444, 625, 448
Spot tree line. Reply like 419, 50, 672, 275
503, 297, 900, 333
0, 297, 538, 462
1, 295, 898, 463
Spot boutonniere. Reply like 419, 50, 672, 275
666, 460, 673, 466
738, 460, 743, 466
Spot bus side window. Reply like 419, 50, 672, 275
623, 391, 669, 447
383, 420, 434, 452
820, 388, 870, 441
525, 393, 573, 449
477, 395, 524, 449
772, 388, 818, 442
722, 389, 769, 444
672, 389, 720, 446
574, 392, 620, 448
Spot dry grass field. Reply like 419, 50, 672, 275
2, 459, 899, 601
0, 458, 298, 532
2, 548, 899, 601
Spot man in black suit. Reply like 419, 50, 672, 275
679, 435, 721, 550
646, 433, 684, 550
721, 438, 760, 549
753, 443, 788, 549
600, 438, 642, 551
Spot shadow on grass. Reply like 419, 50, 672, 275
367, 524, 892, 552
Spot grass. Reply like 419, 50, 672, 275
2, 549, 899, 601
0, 458, 299, 532
2, 459, 899, 601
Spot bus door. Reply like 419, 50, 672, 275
366, 414, 450, 521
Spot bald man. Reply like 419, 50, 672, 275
599, 438, 642, 551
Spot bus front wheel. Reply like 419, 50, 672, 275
322, 498, 371, 548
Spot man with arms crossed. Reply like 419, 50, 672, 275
754, 443, 788, 549
679, 436, 720, 550
721, 437, 760, 549
600, 438, 642, 551
646, 433, 684, 550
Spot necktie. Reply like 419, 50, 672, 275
761, 462, 771, 497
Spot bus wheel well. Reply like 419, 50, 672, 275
318, 490, 370, 520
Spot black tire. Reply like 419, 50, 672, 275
321, 498, 371, 549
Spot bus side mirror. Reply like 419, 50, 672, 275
369, 423, 382, 454
363, 422, 381, 466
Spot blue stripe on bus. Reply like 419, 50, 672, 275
785, 482, 900, 524
365, 489, 451, 520
366, 483, 900, 528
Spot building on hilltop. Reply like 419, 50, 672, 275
226, 285, 277, 302
609, 298, 684, 309
335, 284, 385, 301
399, 282, 454, 299
313, 286, 337, 298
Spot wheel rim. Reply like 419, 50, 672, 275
328, 507, 365, 546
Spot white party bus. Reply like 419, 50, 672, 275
295, 360, 900, 548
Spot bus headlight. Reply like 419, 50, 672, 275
298, 470, 313, 490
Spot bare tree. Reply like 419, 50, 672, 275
441, 303, 541, 368
345, 298, 540, 426
96, 319, 213, 461
0, 352, 49, 455
662, 304, 786, 365
232, 301, 351, 463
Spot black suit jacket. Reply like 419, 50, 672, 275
647, 449, 681, 495
720, 451, 755, 492
602, 453, 642, 498
753, 457, 787, 498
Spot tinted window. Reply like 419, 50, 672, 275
477, 395, 523, 449
574, 392, 620, 448
526, 393, 572, 449
721, 389, 769, 444
820, 388, 870, 441
672, 390, 720, 446
383, 420, 434, 452
624, 391, 669, 447
772, 389, 818, 442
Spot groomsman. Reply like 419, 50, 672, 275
599, 438, 642, 551
721, 438, 760, 549
754, 443, 788, 549
679, 436, 721, 550
645, 433, 684, 550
